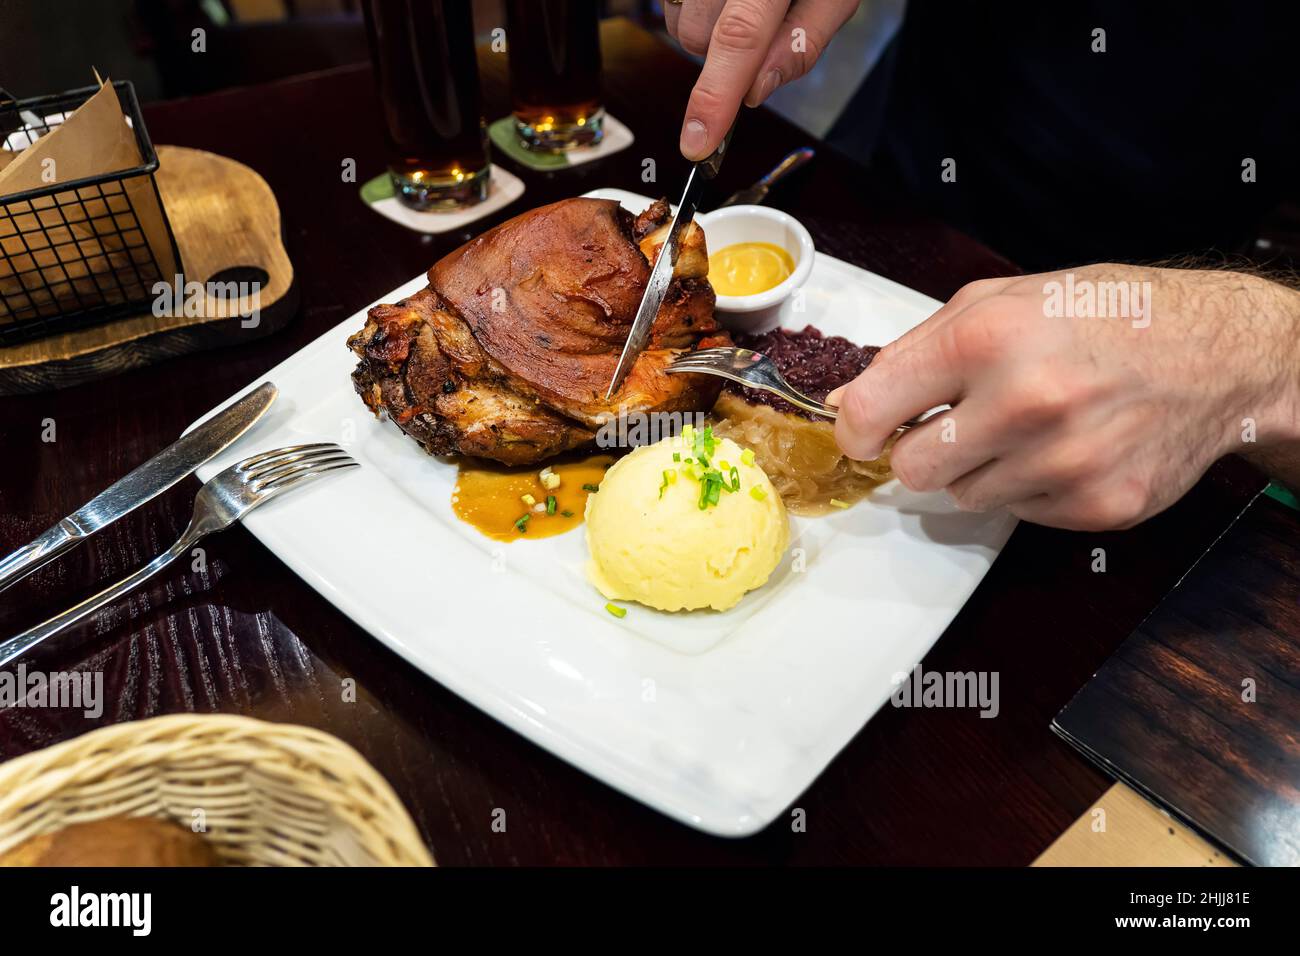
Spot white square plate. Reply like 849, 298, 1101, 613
189, 189, 1015, 836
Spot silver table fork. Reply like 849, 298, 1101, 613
667, 347, 930, 427
0, 443, 358, 668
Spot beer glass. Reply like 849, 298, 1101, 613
363, 0, 490, 210
506, 0, 604, 152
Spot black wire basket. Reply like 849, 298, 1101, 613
0, 81, 183, 346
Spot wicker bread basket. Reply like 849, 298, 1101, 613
0, 713, 434, 866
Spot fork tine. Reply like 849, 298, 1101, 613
256, 460, 359, 495
666, 369, 731, 379
673, 350, 730, 363
238, 442, 340, 472
242, 446, 348, 481
668, 353, 723, 366
666, 368, 749, 386
245, 446, 348, 474
245, 442, 343, 465
673, 346, 853, 421
248, 454, 355, 488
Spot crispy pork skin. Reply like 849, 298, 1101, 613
348, 198, 728, 465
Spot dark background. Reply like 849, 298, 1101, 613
1, 0, 657, 103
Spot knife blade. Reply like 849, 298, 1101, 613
606, 126, 736, 400
0, 381, 277, 594
719, 146, 814, 208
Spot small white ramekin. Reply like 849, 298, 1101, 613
695, 204, 815, 334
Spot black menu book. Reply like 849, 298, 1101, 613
1053, 490, 1300, 866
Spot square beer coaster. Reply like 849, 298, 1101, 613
359, 163, 525, 234
487, 113, 635, 171
1265, 481, 1300, 511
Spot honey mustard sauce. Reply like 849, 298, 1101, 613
707, 242, 795, 297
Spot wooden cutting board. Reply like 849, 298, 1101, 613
1052, 491, 1300, 866
0, 145, 296, 394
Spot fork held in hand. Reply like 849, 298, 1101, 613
666, 347, 929, 427
0, 443, 358, 668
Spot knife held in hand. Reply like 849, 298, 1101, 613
606, 126, 737, 399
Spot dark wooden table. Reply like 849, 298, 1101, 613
0, 19, 1265, 864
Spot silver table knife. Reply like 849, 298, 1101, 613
606, 126, 736, 399
719, 146, 814, 207
0, 381, 277, 594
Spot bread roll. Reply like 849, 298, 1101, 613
0, 816, 219, 867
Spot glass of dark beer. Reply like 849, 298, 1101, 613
363, 0, 490, 210
506, 0, 604, 152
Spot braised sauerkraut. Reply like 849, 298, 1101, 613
711, 392, 893, 516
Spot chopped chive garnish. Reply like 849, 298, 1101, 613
546, 495, 557, 515
658, 468, 677, 498
671, 430, 747, 511
605, 602, 627, 619
582, 483, 600, 493
514, 513, 531, 532
829, 498, 850, 509
741, 448, 756, 467
749, 486, 767, 502
692, 424, 717, 464
561, 509, 574, 518
698, 470, 724, 509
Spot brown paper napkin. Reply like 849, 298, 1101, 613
0, 80, 179, 328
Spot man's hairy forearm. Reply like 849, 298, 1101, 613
1231, 273, 1300, 489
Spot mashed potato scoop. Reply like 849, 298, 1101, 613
585, 429, 789, 612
